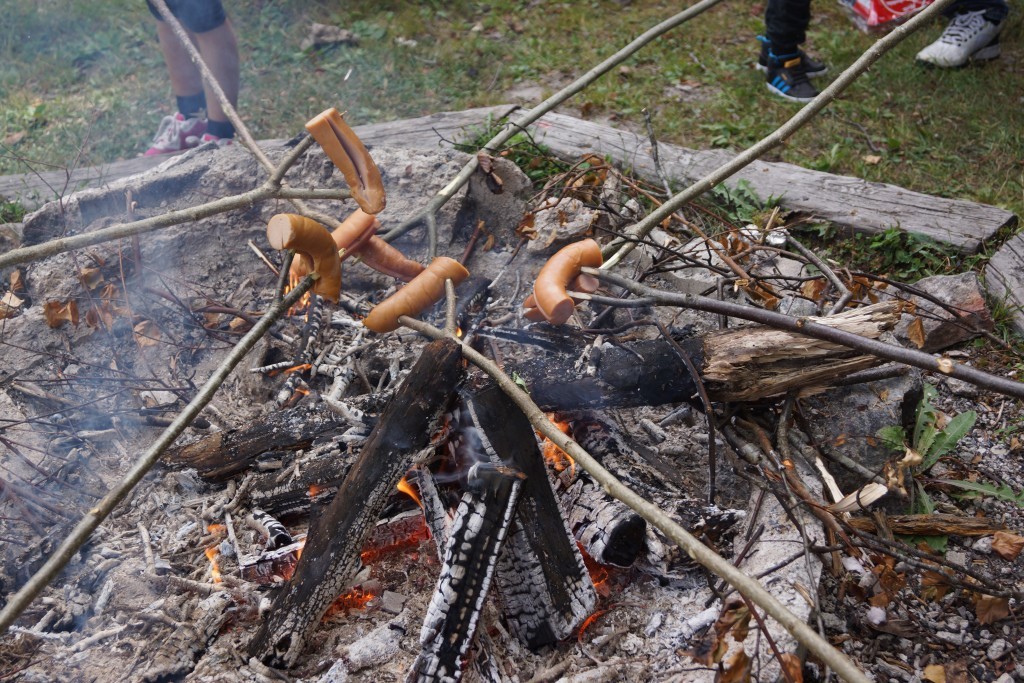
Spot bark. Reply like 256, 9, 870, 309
249, 339, 464, 667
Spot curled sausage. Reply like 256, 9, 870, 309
525, 239, 603, 325
332, 208, 378, 255
356, 236, 425, 282
363, 257, 470, 333
306, 108, 386, 215
266, 214, 342, 301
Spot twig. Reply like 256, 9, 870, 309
397, 315, 870, 683
655, 321, 717, 504
786, 235, 853, 315
585, 267, 1024, 400
379, 0, 726, 254
444, 279, 457, 337
641, 108, 673, 198
138, 523, 156, 574
0, 275, 317, 636
600, 0, 957, 269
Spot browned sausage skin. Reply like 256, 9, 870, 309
266, 214, 342, 301
524, 239, 603, 324
305, 108, 386, 215
363, 257, 470, 333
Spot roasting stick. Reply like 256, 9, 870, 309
0, 275, 318, 637
585, 268, 1024, 401
396, 314, 870, 683
379, 0, 726, 257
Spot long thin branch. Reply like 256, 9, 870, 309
378, 0, 726, 253
0, 275, 318, 636
600, 0, 956, 269
586, 267, 1024, 400
150, 0, 274, 175
397, 315, 869, 683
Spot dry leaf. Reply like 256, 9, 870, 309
991, 531, 1024, 561
78, 266, 104, 291
0, 292, 23, 319
862, 154, 882, 165
923, 664, 946, 683
713, 599, 751, 643
719, 649, 752, 683
43, 300, 79, 328
972, 593, 1010, 625
778, 653, 803, 683
801, 277, 828, 302
9, 270, 23, 292
3, 131, 26, 146
133, 319, 161, 347
907, 316, 926, 349
920, 570, 952, 601
683, 628, 726, 666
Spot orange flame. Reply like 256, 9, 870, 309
286, 275, 312, 314
578, 543, 610, 596
324, 587, 375, 617
577, 608, 610, 643
308, 484, 323, 498
206, 523, 226, 534
205, 546, 223, 584
541, 414, 575, 477
397, 475, 423, 510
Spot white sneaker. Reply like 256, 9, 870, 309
915, 11, 1003, 68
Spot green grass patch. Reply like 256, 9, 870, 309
0, 0, 1020, 221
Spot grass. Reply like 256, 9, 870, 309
0, 1, 1021, 220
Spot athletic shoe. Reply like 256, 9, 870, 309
144, 113, 207, 156
915, 11, 1003, 67
186, 133, 234, 148
765, 55, 820, 103
757, 40, 828, 78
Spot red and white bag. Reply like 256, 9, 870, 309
839, 0, 934, 31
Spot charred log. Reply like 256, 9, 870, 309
249, 339, 464, 668
467, 387, 596, 647
487, 301, 898, 407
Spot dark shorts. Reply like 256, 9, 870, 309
147, 0, 226, 33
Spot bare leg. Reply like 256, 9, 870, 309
155, 21, 203, 99
193, 19, 240, 122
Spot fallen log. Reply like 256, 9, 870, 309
249, 338, 464, 668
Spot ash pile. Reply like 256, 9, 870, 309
0, 120, 1005, 683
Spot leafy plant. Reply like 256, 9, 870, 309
877, 382, 977, 517
707, 180, 778, 226
0, 200, 26, 223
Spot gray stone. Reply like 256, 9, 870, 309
803, 367, 923, 492
380, 589, 407, 615
987, 638, 1010, 661
525, 196, 601, 255
462, 155, 532, 243
894, 272, 992, 352
985, 232, 1024, 335
935, 630, 965, 646
973, 536, 993, 554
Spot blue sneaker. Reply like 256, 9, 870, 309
765, 54, 820, 103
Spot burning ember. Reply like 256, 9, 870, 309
541, 414, 576, 477
324, 587, 376, 617
205, 546, 223, 584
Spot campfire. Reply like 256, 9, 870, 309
1, 89, 1019, 683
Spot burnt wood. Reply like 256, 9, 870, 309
249, 339, 464, 668
467, 387, 596, 648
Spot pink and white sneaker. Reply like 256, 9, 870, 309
186, 132, 233, 148
143, 113, 207, 156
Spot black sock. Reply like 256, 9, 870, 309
176, 93, 206, 119
206, 119, 235, 139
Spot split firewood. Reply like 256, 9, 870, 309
470, 387, 596, 648
846, 513, 1006, 537
496, 300, 900, 406
249, 338, 464, 668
